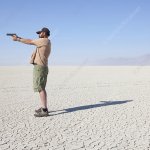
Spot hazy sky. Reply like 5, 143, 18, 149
0, 0, 149, 65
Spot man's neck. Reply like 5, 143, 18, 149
40, 37, 48, 39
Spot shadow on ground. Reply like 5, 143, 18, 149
48, 100, 133, 116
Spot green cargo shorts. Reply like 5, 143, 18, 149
33, 65, 48, 92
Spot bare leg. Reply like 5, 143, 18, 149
39, 89, 47, 108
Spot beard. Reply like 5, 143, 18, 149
39, 34, 44, 38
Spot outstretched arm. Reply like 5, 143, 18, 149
12, 35, 35, 45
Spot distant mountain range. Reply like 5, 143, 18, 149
90, 54, 150, 66
1, 54, 150, 66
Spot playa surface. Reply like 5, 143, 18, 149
0, 66, 150, 150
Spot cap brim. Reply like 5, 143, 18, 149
36, 31, 41, 34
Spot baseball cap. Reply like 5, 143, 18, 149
36, 27, 50, 36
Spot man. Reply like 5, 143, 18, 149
11, 27, 51, 117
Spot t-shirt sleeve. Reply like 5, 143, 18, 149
32, 38, 43, 47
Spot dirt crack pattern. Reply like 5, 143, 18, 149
0, 66, 150, 150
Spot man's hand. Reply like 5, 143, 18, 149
12, 35, 18, 41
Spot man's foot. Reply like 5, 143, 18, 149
35, 107, 42, 113
35, 107, 48, 113
34, 108, 49, 117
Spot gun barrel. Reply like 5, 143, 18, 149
6, 33, 17, 36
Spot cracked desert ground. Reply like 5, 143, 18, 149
0, 66, 150, 150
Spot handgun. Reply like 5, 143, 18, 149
6, 33, 21, 39
6, 33, 17, 37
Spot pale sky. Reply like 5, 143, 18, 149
0, 0, 149, 65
